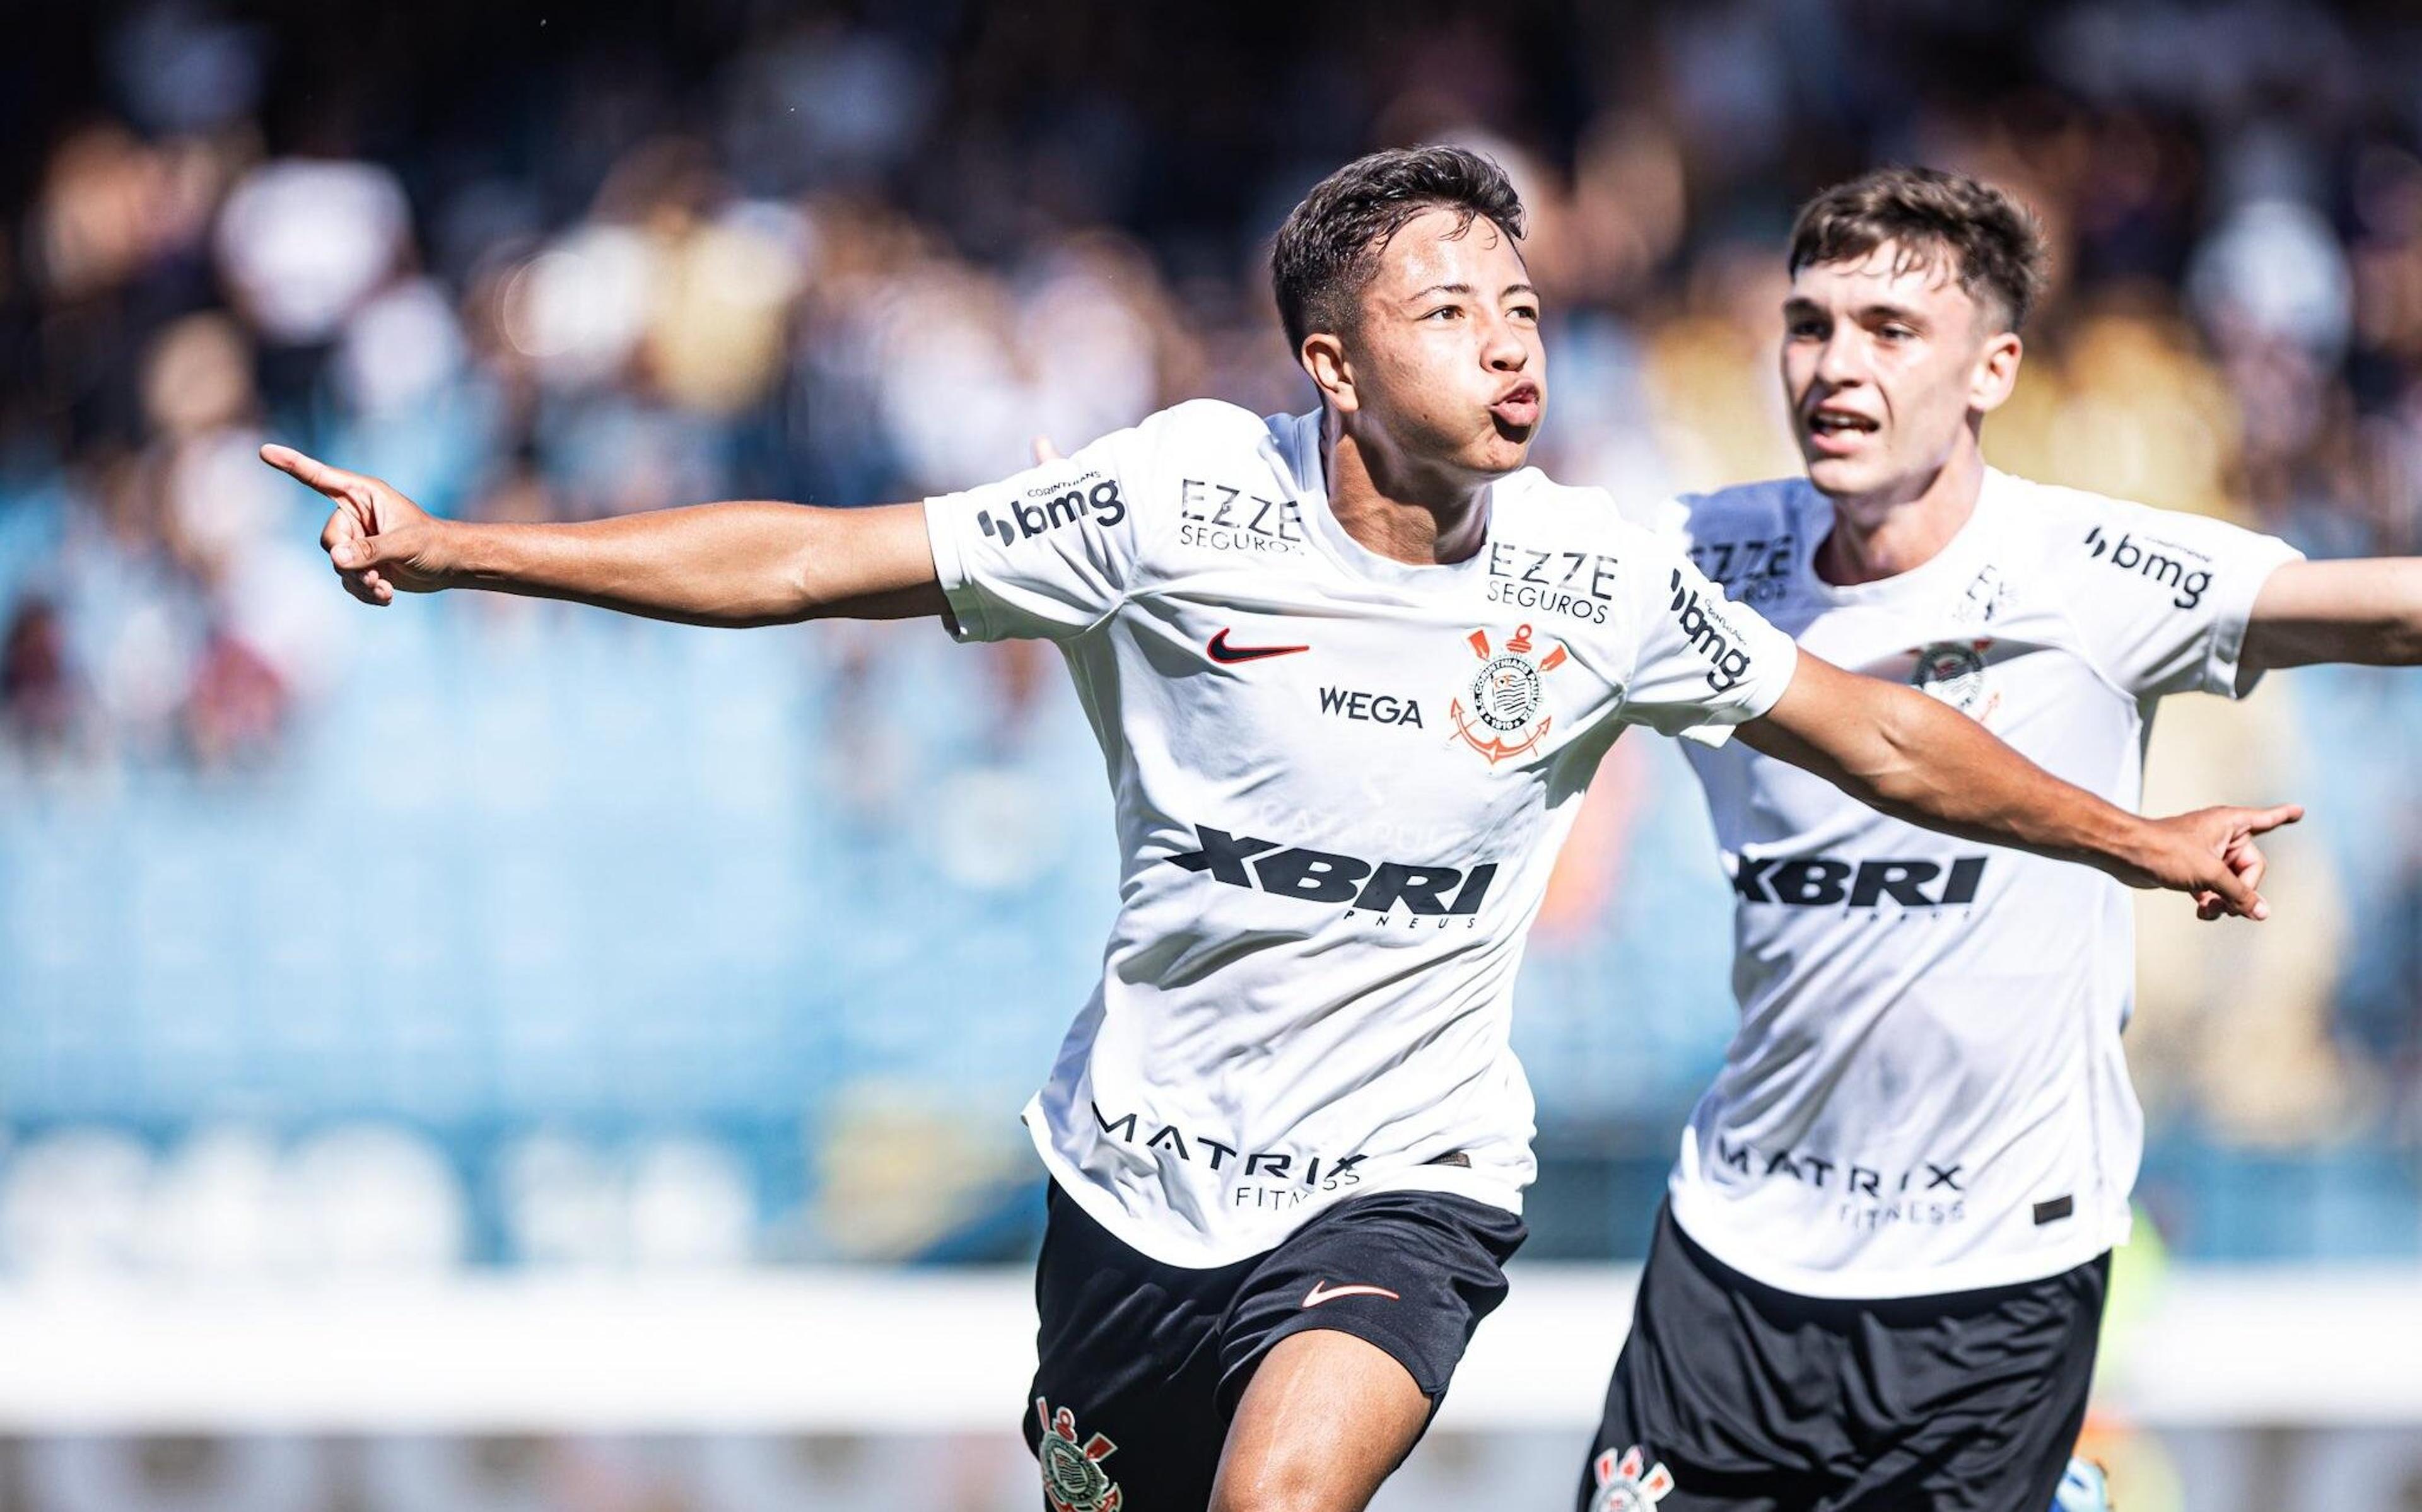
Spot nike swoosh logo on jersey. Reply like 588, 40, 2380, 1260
1301, 1279, 1401, 1308
1207, 628, 1311, 664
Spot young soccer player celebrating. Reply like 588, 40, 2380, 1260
1579, 166, 2421, 1512
266, 149, 2290, 1512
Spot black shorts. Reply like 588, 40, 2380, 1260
1579, 1203, 2107, 1512
1024, 1180, 1525, 1512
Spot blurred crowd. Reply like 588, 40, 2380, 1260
4, 0, 2422, 1269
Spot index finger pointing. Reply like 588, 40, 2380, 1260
2244, 804, 2305, 835
260, 443, 366, 500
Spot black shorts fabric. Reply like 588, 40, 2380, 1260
1579, 1203, 2107, 1512
1024, 1180, 1526, 1512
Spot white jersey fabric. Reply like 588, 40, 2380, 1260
1653, 468, 2300, 1298
925, 401, 1797, 1267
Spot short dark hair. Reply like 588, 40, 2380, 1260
1787, 167, 2049, 332
1270, 146, 1526, 355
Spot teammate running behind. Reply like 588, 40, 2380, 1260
1579, 165, 2419, 1512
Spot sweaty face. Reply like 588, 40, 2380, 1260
1781, 242, 2006, 507
1341, 207, 1545, 478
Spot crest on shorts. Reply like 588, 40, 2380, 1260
1036, 1398, 1123, 1512
1451, 624, 1568, 764
1910, 638, 1998, 721
1588, 1445, 1675, 1512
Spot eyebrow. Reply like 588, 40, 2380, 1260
1781, 297, 1928, 325
1405, 282, 1540, 301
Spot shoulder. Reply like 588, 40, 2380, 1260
1127, 398, 1272, 453
1988, 470, 2288, 598
1669, 477, 1817, 543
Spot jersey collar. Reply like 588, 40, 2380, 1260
1267, 409, 1496, 590
1802, 468, 2006, 608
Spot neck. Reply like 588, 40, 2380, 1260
1814, 439, 1986, 586
1321, 409, 1492, 566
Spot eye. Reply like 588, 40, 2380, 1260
1424, 305, 1463, 321
1877, 323, 1917, 342
1507, 302, 1540, 323
1786, 317, 1827, 339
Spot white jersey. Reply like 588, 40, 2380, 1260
924, 401, 1797, 1266
1655, 468, 2300, 1298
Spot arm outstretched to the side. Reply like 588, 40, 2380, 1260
2242, 557, 2422, 681
262, 445, 945, 627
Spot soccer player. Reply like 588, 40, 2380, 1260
1578, 166, 2422, 1512
266, 149, 2291, 1512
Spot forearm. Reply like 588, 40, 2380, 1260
440, 501, 939, 627
1839, 690, 2144, 875
2245, 557, 2422, 674
1741, 654, 2151, 882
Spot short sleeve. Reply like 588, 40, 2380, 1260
1621, 538, 1799, 743
923, 422, 1154, 643
2061, 501, 2303, 701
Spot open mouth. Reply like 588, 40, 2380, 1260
1805, 409, 1878, 451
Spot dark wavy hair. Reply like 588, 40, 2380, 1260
1270, 146, 1526, 356
1788, 166, 2049, 332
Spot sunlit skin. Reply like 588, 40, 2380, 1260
1300, 207, 1545, 567
1782, 242, 2022, 585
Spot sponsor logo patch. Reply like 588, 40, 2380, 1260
2083, 525, 2211, 609
1318, 685, 1423, 726
1589, 1445, 1675, 1511
978, 474, 1127, 547
1166, 824, 1499, 922
1667, 569, 1755, 692
1036, 1399, 1122, 1512
1730, 854, 1989, 908
1450, 624, 1566, 765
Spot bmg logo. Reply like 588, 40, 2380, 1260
1668, 568, 1754, 692
2083, 526, 2211, 610
980, 477, 1128, 547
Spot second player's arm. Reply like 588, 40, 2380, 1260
2240, 557, 2422, 680
1738, 650, 2299, 919
263, 445, 943, 625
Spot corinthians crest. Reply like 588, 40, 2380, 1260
1910, 638, 1998, 721
1451, 624, 1567, 764
1588, 1445, 1675, 1511
1036, 1398, 1122, 1512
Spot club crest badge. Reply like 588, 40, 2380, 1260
1910, 638, 1998, 721
1451, 624, 1567, 764
1588, 1445, 1675, 1511
1036, 1398, 1123, 1512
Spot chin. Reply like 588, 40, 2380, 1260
1802, 454, 1875, 499
1470, 431, 1534, 476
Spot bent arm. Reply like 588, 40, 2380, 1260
2241, 557, 2422, 680
443, 502, 944, 626
1736, 649, 2295, 916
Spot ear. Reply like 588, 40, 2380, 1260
1969, 329, 2023, 416
1302, 332, 1359, 414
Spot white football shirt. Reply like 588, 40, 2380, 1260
1653, 468, 2301, 1298
925, 401, 1798, 1266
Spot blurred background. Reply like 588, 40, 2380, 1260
1, 0, 2419, 1507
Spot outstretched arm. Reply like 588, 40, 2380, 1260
1738, 650, 2301, 921
261, 445, 945, 626
2240, 558, 2422, 682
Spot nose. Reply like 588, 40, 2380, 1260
1480, 310, 1529, 373
1813, 327, 1865, 388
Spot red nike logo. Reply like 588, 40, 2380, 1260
1301, 1279, 1401, 1308
1207, 628, 1310, 665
